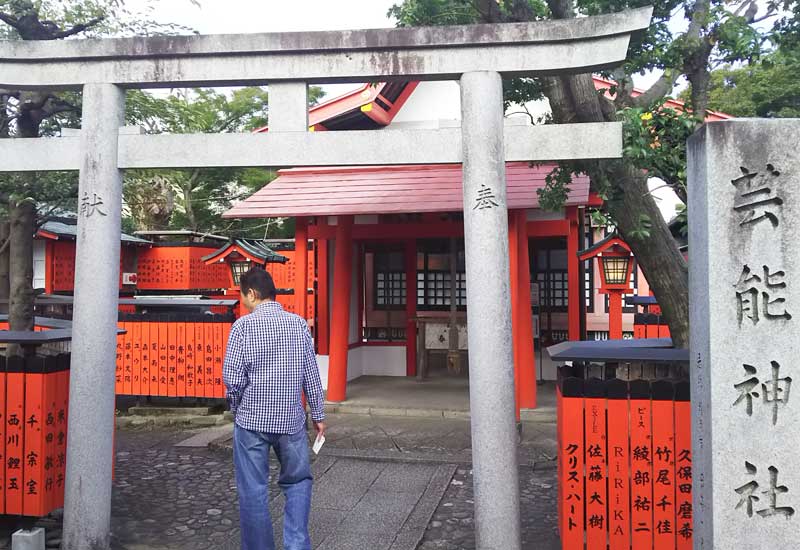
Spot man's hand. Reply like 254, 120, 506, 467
313, 421, 326, 437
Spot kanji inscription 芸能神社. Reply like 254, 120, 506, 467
732, 164, 783, 228
690, 120, 800, 548
735, 462, 795, 518
733, 361, 792, 425
735, 264, 792, 326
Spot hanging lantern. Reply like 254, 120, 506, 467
229, 258, 252, 286
600, 248, 632, 287
578, 234, 634, 340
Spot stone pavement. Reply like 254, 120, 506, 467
0, 413, 560, 549
211, 414, 560, 549
212, 413, 558, 467
112, 427, 454, 550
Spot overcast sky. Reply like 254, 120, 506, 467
134, 0, 400, 34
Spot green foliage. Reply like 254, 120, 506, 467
627, 213, 652, 240
536, 163, 575, 212
673, 203, 688, 236
575, 0, 683, 74
389, 0, 800, 209
0, 0, 199, 225
122, 86, 324, 237
388, 0, 479, 26
620, 102, 698, 197
705, 48, 800, 117
503, 78, 546, 112
0, 0, 198, 39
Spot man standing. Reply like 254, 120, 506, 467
223, 267, 326, 550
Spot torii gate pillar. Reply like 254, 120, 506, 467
63, 83, 125, 550
461, 71, 521, 549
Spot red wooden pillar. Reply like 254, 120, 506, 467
357, 243, 364, 340
509, 212, 522, 420
516, 211, 537, 409
404, 240, 417, 376
567, 206, 581, 341
327, 216, 353, 402
44, 240, 54, 294
317, 238, 329, 355
608, 292, 624, 340
295, 217, 309, 320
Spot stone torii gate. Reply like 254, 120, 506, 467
0, 8, 651, 549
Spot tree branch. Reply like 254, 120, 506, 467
506, 110, 536, 125
0, 12, 19, 28
686, 0, 711, 42
608, 68, 635, 107
51, 17, 105, 39
40, 96, 79, 119
631, 69, 681, 108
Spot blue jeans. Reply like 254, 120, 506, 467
233, 424, 313, 550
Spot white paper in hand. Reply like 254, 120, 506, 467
312, 433, 326, 455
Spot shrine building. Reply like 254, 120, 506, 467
224, 78, 732, 407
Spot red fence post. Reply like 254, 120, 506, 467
204, 321, 214, 397
584, 378, 608, 549
141, 322, 151, 397
674, 381, 693, 548
213, 320, 224, 398
652, 380, 676, 550
0, 356, 6, 515
56, 360, 68, 509
158, 321, 168, 396
629, 379, 654, 548
186, 321, 196, 398
194, 322, 204, 398
606, 378, 631, 550
133, 321, 143, 396
556, 372, 563, 540
559, 376, 585, 549
176, 322, 186, 398
6, 357, 26, 515
115, 328, 123, 394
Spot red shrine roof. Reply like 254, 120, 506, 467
253, 82, 418, 132
224, 162, 591, 218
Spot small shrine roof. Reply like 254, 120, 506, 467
201, 239, 288, 265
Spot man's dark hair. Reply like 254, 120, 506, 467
240, 267, 277, 300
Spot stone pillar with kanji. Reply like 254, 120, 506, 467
689, 120, 800, 548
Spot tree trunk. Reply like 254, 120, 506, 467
0, 217, 9, 314
541, 72, 692, 347
183, 182, 197, 232
8, 200, 35, 356
600, 162, 690, 348
688, 66, 711, 119
183, 170, 201, 233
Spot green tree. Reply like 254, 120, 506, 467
0, 0, 194, 348
704, 48, 800, 117
123, 85, 325, 236
389, 0, 799, 348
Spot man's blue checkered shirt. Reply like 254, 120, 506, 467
223, 301, 325, 434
